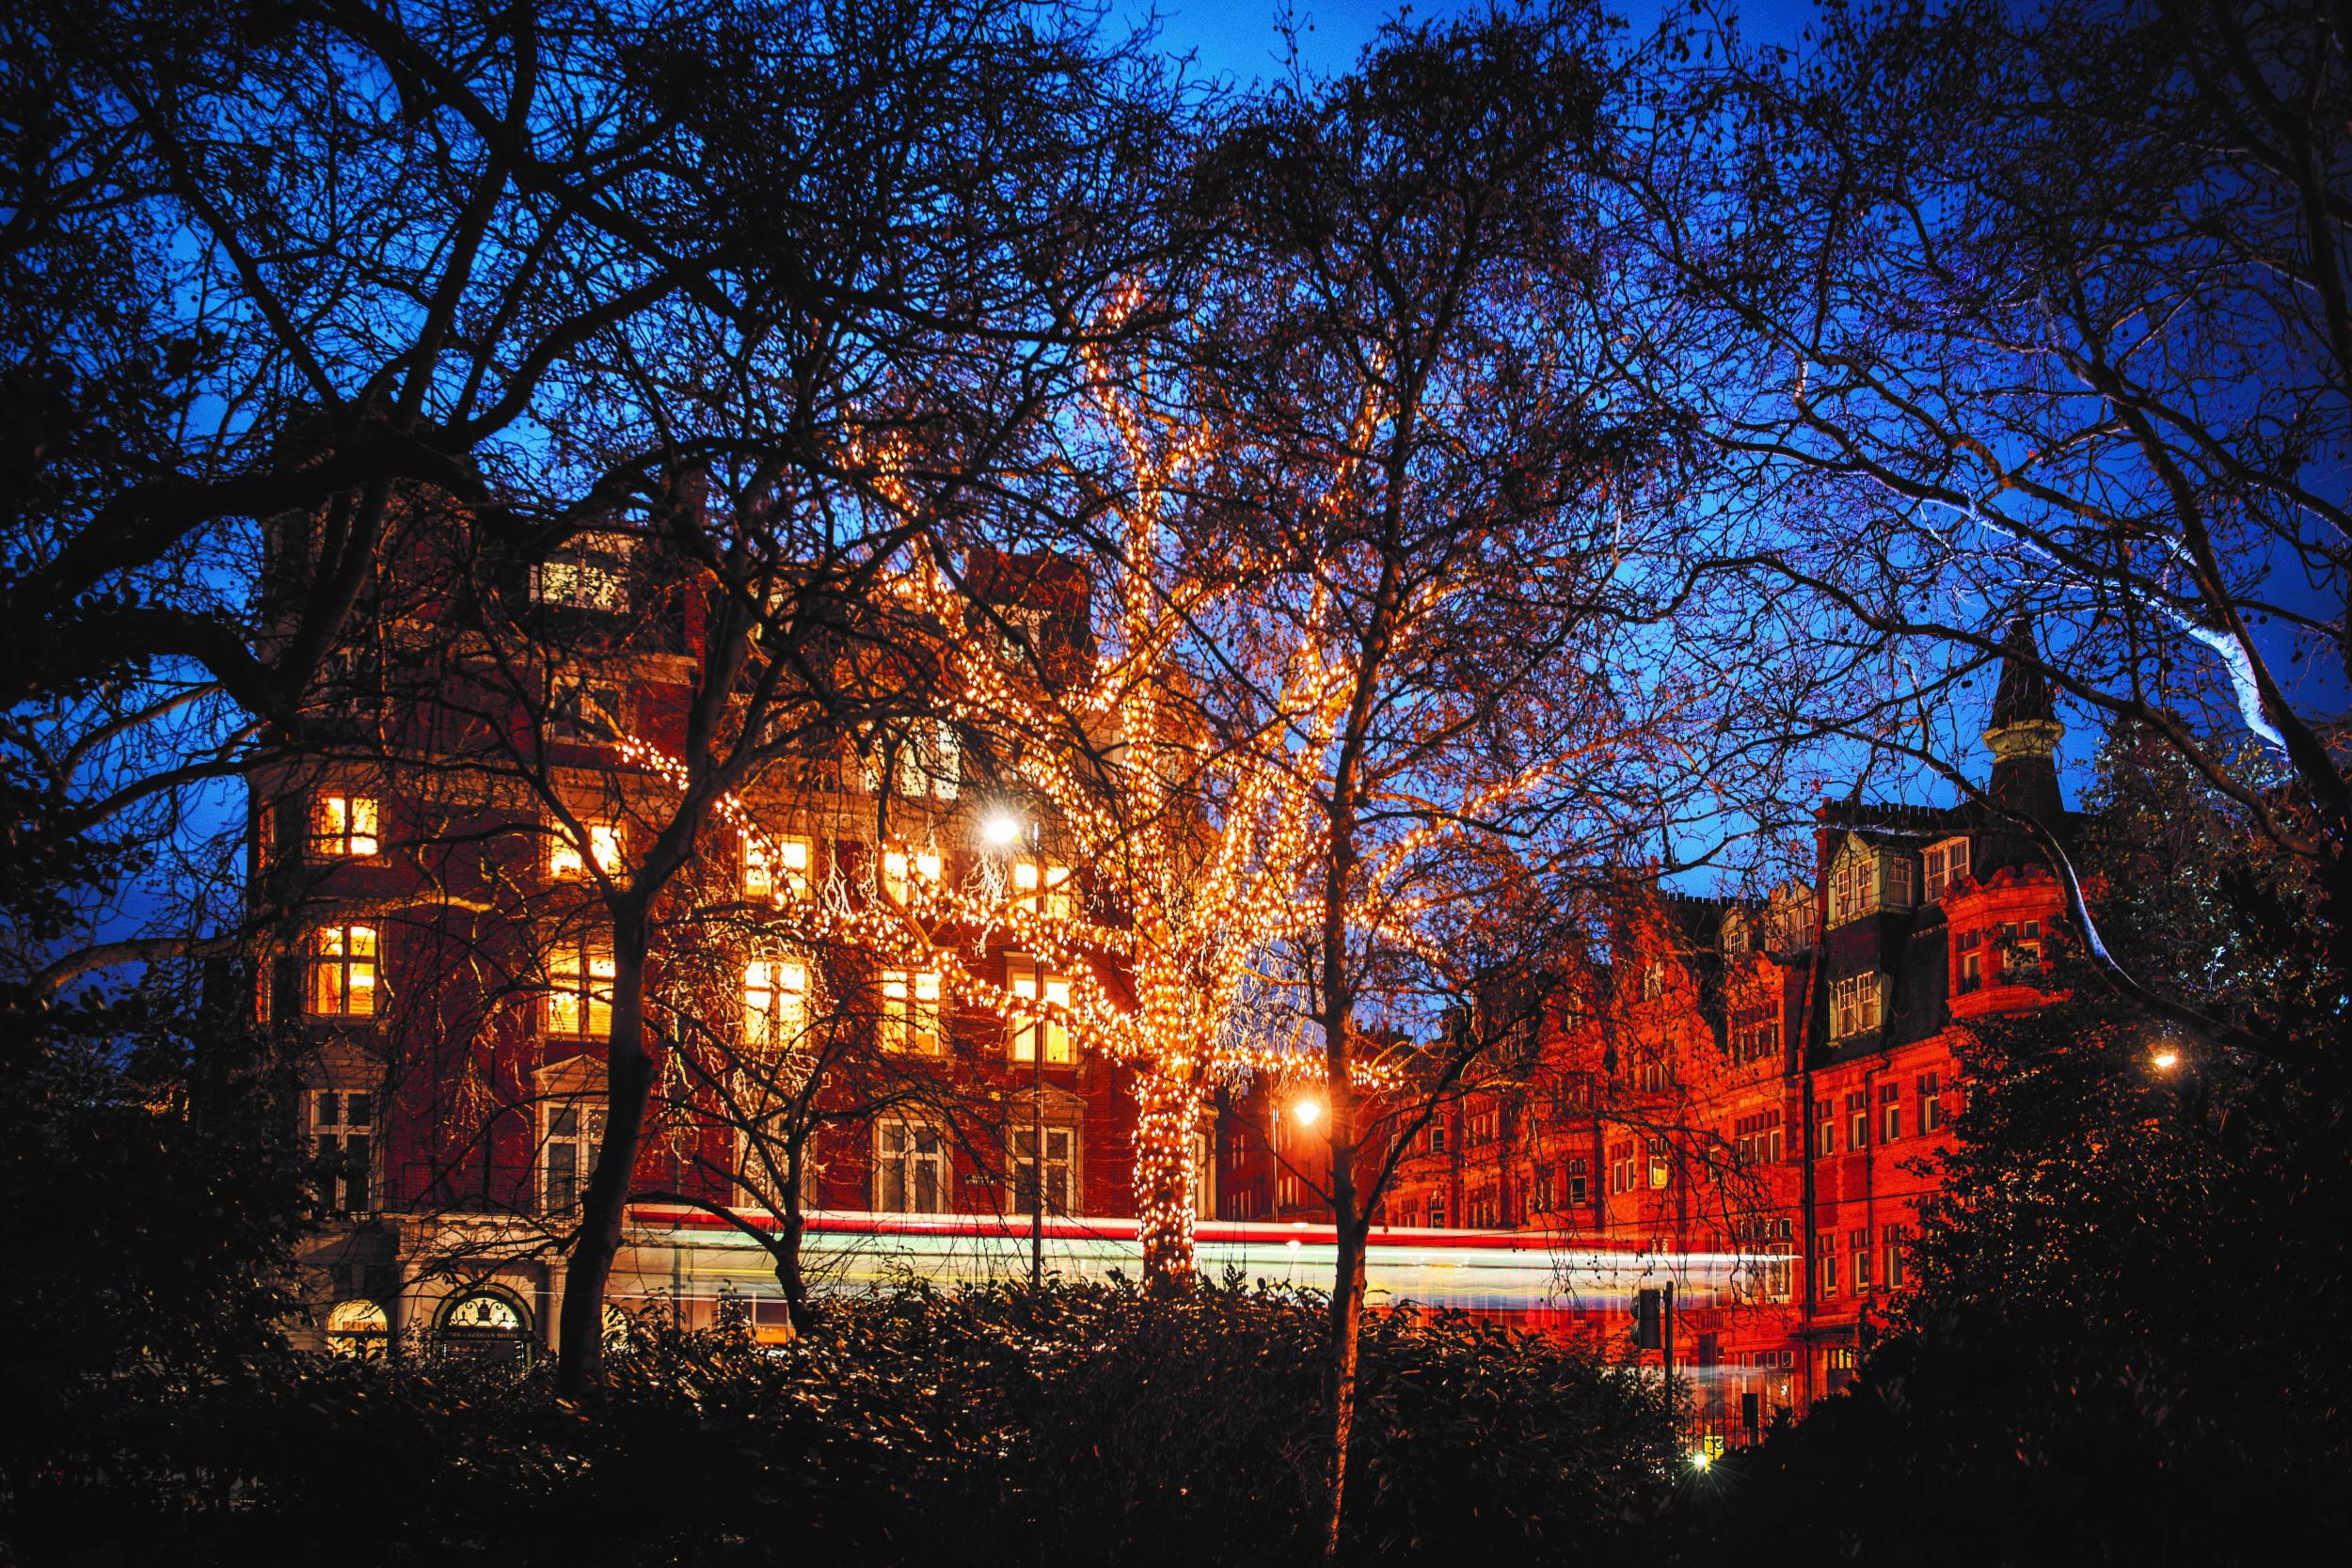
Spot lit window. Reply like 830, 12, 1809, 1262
882, 847, 943, 904
1884, 854, 1914, 908
875, 1119, 948, 1212
745, 834, 811, 901
307, 925, 380, 1018
1647, 1142, 1671, 1190
1006, 955, 1072, 1064
312, 793, 380, 857
546, 938, 615, 1037
1642, 961, 1664, 1001
1013, 859, 1073, 919
325, 1299, 389, 1358
742, 957, 809, 1051
543, 1098, 607, 1213
310, 1089, 375, 1212
532, 533, 632, 612
1009, 1124, 1075, 1213
880, 969, 943, 1053
866, 721, 961, 800
550, 821, 622, 879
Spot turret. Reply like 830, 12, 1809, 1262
1983, 617, 2065, 829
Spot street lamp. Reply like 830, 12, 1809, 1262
1293, 1097, 1324, 1128
2151, 1046, 2181, 1073
981, 810, 1025, 850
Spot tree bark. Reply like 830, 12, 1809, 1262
555, 901, 653, 1399
1322, 1162, 1367, 1560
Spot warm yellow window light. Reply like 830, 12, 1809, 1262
745, 834, 811, 900
880, 969, 943, 1053
315, 793, 380, 857
550, 821, 622, 879
1013, 860, 1072, 919
548, 942, 616, 1037
1008, 958, 1072, 1064
743, 958, 809, 1048
882, 847, 942, 903
308, 924, 379, 1017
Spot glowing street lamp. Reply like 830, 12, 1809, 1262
2151, 1046, 2181, 1073
1293, 1097, 1324, 1128
980, 810, 1025, 850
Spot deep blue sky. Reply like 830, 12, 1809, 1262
1143, 0, 1820, 84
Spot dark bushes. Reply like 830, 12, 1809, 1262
2, 1278, 1674, 1565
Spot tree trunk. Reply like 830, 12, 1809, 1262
1323, 1207, 1367, 1561
776, 1192, 812, 1333
555, 902, 654, 1398
1132, 1066, 1201, 1291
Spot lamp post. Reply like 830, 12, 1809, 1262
983, 808, 1043, 1289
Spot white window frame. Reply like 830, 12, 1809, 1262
1923, 836, 1971, 902
542, 1095, 608, 1216
1828, 846, 1878, 926
875, 1117, 949, 1213
1830, 973, 1883, 1039
1009, 1122, 1076, 1214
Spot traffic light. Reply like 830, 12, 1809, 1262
1632, 1287, 1662, 1349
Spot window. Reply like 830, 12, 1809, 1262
549, 821, 622, 879
532, 533, 631, 612
1610, 1145, 1633, 1196
1733, 1006, 1781, 1065
1642, 961, 1664, 1001
1014, 859, 1073, 919
1829, 847, 1878, 925
1883, 1224, 1909, 1288
1006, 956, 1072, 1065
882, 847, 943, 904
1847, 1090, 1869, 1150
310, 1090, 375, 1212
1736, 1110, 1785, 1166
546, 936, 615, 1037
1924, 837, 1970, 901
1009, 1124, 1075, 1213
1638, 1054, 1667, 1094
1817, 1234, 1838, 1296
1768, 885, 1813, 950
312, 793, 379, 858
875, 1119, 949, 1213
325, 1299, 389, 1358
1884, 854, 1914, 909
1917, 1071, 1943, 1133
745, 834, 810, 901
1958, 944, 1984, 994
1881, 1082, 1902, 1143
1565, 1157, 1589, 1208
1427, 1191, 1447, 1228
550, 684, 622, 742
1814, 1098, 1836, 1157
543, 1097, 607, 1214
1430, 1119, 1448, 1155
1831, 973, 1882, 1038
1647, 1142, 1672, 1190
742, 957, 809, 1052
307, 925, 380, 1018
1851, 1227, 1871, 1290
873, 720, 961, 800
880, 969, 943, 1054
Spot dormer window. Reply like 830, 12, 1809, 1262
1720, 909, 1750, 957
1829, 848, 1877, 925
532, 531, 632, 613
1924, 837, 1971, 901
